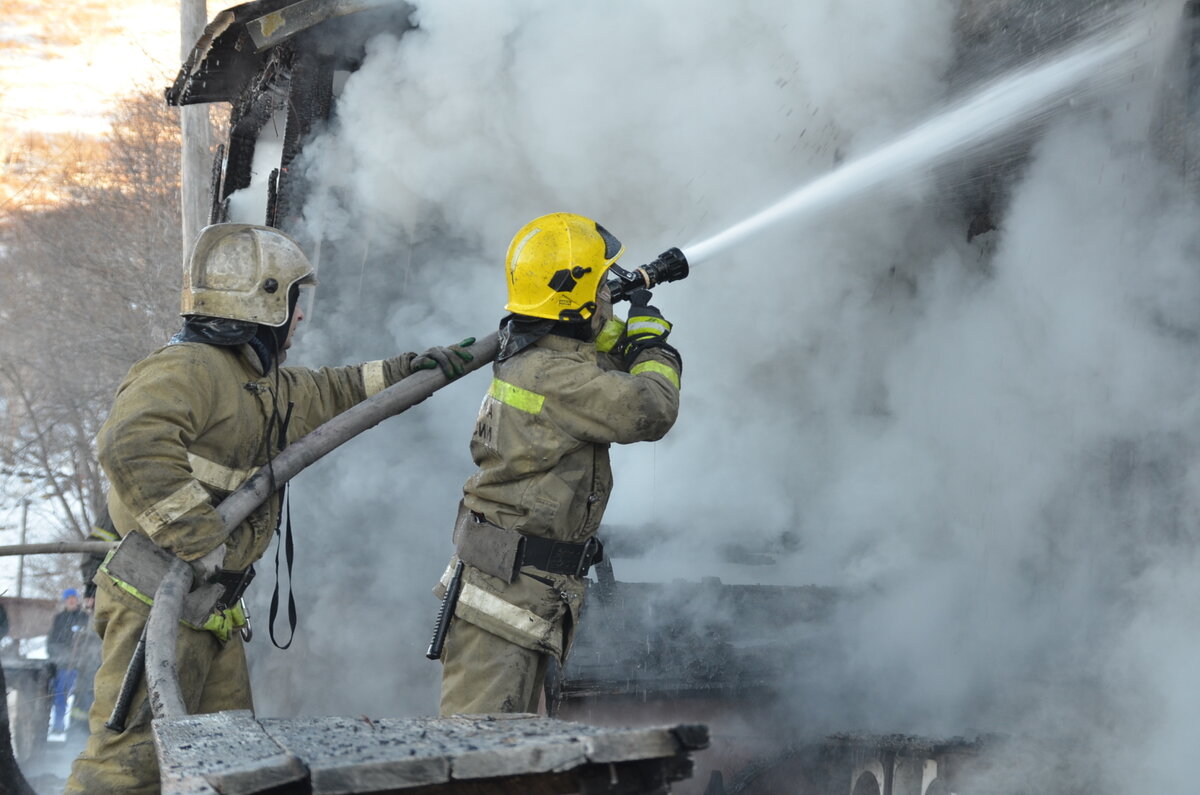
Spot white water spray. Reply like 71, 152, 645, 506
682, 10, 1163, 266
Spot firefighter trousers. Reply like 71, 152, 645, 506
65, 585, 252, 794
439, 616, 548, 715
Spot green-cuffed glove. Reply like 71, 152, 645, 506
413, 337, 476, 378
620, 290, 675, 365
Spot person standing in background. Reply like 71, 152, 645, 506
47, 588, 88, 734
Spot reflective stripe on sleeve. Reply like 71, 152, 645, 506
362, 360, 387, 397
630, 360, 681, 389
594, 318, 626, 353
627, 316, 671, 336
187, 453, 256, 493
89, 525, 118, 542
135, 479, 210, 537
488, 378, 545, 414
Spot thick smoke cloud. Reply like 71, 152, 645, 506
245, 0, 1196, 790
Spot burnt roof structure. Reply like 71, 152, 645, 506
167, 0, 413, 232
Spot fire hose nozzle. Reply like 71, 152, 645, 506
607, 247, 689, 303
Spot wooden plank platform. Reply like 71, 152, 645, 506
154, 711, 708, 794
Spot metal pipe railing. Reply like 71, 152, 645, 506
0, 541, 116, 557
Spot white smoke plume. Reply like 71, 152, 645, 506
240, 0, 1197, 790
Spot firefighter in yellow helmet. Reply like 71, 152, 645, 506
434, 212, 682, 714
67, 223, 473, 794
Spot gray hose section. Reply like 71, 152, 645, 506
0, 541, 116, 557
217, 332, 498, 529
144, 332, 498, 719
145, 557, 193, 720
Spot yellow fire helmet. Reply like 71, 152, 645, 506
181, 223, 317, 326
504, 212, 625, 322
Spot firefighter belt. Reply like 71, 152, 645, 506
98, 532, 253, 643
453, 507, 603, 583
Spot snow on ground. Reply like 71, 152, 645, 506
0, 0, 179, 137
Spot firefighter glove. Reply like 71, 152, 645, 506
621, 290, 674, 364
189, 543, 227, 585
414, 338, 476, 378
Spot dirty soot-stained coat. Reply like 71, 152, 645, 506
68, 340, 419, 795
441, 332, 680, 660
98, 341, 417, 582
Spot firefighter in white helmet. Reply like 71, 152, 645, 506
435, 212, 682, 714
67, 223, 473, 794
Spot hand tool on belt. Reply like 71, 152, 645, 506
426, 560, 465, 661
101, 533, 255, 732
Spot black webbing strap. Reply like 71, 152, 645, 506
214, 566, 256, 607
267, 399, 297, 650
520, 535, 604, 576
269, 489, 297, 649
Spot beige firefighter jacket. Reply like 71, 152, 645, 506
442, 331, 680, 659
98, 341, 416, 599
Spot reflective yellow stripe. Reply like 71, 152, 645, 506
594, 319, 626, 353
362, 360, 387, 397
187, 453, 256, 493
107, 573, 155, 608
627, 316, 671, 336
488, 378, 545, 414
631, 360, 680, 389
89, 525, 118, 542
135, 480, 210, 536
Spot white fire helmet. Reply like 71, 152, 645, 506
181, 224, 317, 326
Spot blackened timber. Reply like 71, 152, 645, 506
222, 44, 295, 206
208, 144, 226, 225
265, 168, 281, 228
167, 0, 303, 107
246, 0, 396, 51
168, 0, 412, 108
275, 48, 335, 232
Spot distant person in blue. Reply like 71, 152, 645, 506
48, 588, 89, 734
